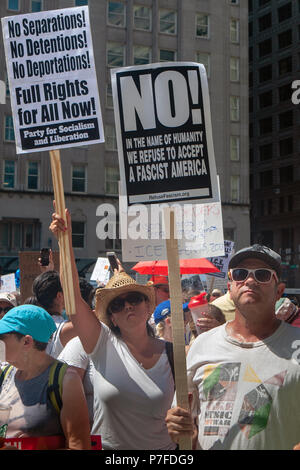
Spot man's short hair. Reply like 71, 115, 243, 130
32, 271, 62, 310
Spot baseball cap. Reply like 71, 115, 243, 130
153, 299, 189, 324
228, 244, 282, 277
0, 292, 17, 307
0, 304, 56, 343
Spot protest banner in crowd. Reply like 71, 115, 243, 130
111, 62, 219, 206
2, 6, 104, 153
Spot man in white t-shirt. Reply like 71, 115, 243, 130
166, 244, 300, 450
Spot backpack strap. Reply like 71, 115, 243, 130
0, 365, 13, 389
165, 341, 175, 384
47, 361, 68, 414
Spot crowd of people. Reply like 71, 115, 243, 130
1, 207, 300, 450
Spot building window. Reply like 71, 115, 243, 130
31, 0, 42, 11
107, 1, 126, 28
3, 160, 15, 189
260, 170, 273, 187
259, 64, 272, 83
259, 143, 272, 161
105, 221, 121, 250
230, 57, 240, 81
106, 83, 113, 108
107, 42, 125, 67
105, 167, 119, 195
278, 56, 292, 76
259, 0, 270, 6
230, 136, 240, 161
133, 5, 151, 31
160, 49, 177, 62
4, 115, 15, 141
8, 0, 19, 10
279, 110, 293, 129
230, 175, 240, 202
159, 9, 177, 35
278, 30, 292, 49
5, 75, 10, 98
280, 165, 293, 184
196, 14, 209, 39
72, 165, 86, 192
230, 18, 239, 43
259, 117, 272, 135
105, 125, 117, 151
72, 221, 85, 248
278, 3, 292, 23
75, 0, 88, 5
259, 90, 272, 108
230, 0, 239, 4
258, 13, 271, 32
279, 137, 293, 157
278, 83, 292, 102
133, 45, 151, 65
196, 52, 210, 77
259, 38, 272, 57
0, 220, 40, 251
230, 96, 240, 121
27, 161, 39, 190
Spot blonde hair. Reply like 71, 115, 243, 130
155, 319, 167, 338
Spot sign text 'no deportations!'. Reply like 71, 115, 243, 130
2, 6, 104, 153
111, 62, 219, 206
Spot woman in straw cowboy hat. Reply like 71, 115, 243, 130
49, 207, 176, 450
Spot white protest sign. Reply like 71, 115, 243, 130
0, 273, 16, 293
90, 257, 110, 284
2, 6, 104, 153
207, 240, 235, 279
111, 62, 219, 206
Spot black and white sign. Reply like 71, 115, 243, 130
111, 62, 219, 206
2, 6, 104, 153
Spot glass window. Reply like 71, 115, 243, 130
259, 38, 272, 57
106, 83, 113, 108
105, 167, 120, 195
3, 160, 15, 189
230, 96, 240, 121
5, 75, 10, 98
230, 18, 239, 43
278, 30, 292, 49
259, 143, 272, 161
260, 170, 273, 187
258, 13, 272, 32
259, 64, 272, 83
72, 165, 86, 192
31, 0, 42, 12
105, 125, 117, 151
5, 115, 15, 141
230, 57, 240, 81
196, 52, 210, 77
160, 49, 177, 62
278, 3, 292, 22
72, 221, 85, 248
107, 42, 125, 67
259, 117, 272, 134
133, 46, 151, 65
133, 5, 151, 31
230, 136, 240, 161
27, 161, 39, 190
259, 90, 272, 108
196, 14, 209, 38
230, 176, 240, 202
159, 9, 177, 35
75, 0, 88, 6
279, 110, 293, 129
278, 56, 292, 76
279, 138, 293, 157
107, 1, 126, 27
8, 0, 19, 10
230, 0, 239, 4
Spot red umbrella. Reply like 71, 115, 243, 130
132, 258, 220, 276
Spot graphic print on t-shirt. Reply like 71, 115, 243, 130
202, 363, 287, 440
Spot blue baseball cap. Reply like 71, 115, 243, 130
0, 304, 56, 343
153, 299, 190, 325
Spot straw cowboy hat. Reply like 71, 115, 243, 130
95, 271, 155, 325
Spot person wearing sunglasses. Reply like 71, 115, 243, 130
49, 207, 176, 451
166, 244, 300, 450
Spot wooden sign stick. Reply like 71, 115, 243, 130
164, 207, 192, 451
49, 149, 76, 316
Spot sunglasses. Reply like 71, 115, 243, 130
108, 292, 147, 314
0, 306, 12, 315
229, 268, 278, 284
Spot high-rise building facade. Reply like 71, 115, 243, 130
0, 0, 249, 275
249, 0, 300, 286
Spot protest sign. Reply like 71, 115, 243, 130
207, 240, 234, 279
2, 6, 104, 153
0, 273, 16, 293
90, 257, 110, 285
111, 62, 219, 206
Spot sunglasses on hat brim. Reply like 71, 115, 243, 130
228, 268, 278, 284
